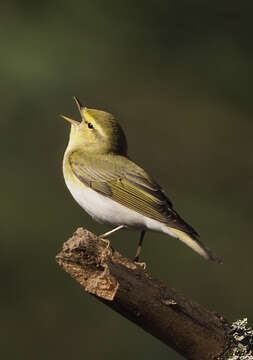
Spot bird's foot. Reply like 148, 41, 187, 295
99, 237, 111, 248
134, 261, 146, 270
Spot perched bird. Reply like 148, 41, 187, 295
62, 97, 220, 263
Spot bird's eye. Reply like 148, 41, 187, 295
87, 123, 93, 129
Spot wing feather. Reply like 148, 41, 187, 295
69, 152, 198, 236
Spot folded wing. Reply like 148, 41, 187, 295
69, 151, 198, 238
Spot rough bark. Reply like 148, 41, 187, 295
56, 228, 253, 360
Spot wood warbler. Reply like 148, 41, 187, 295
62, 97, 220, 263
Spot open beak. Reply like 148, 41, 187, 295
60, 96, 85, 125
60, 114, 80, 126
73, 96, 84, 113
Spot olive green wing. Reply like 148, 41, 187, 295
69, 152, 198, 236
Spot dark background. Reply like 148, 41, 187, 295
1, 1, 253, 359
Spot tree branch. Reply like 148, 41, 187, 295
56, 228, 253, 360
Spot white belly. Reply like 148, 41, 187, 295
65, 176, 176, 236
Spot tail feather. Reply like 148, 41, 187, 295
170, 228, 221, 263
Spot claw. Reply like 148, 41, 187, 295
134, 261, 147, 270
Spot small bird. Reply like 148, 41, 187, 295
62, 97, 220, 263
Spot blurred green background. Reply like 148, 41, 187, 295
1, 1, 253, 359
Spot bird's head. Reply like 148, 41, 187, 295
61, 97, 127, 155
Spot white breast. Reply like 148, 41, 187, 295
64, 175, 176, 237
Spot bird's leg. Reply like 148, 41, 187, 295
100, 225, 126, 238
134, 230, 146, 263
99, 225, 126, 247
